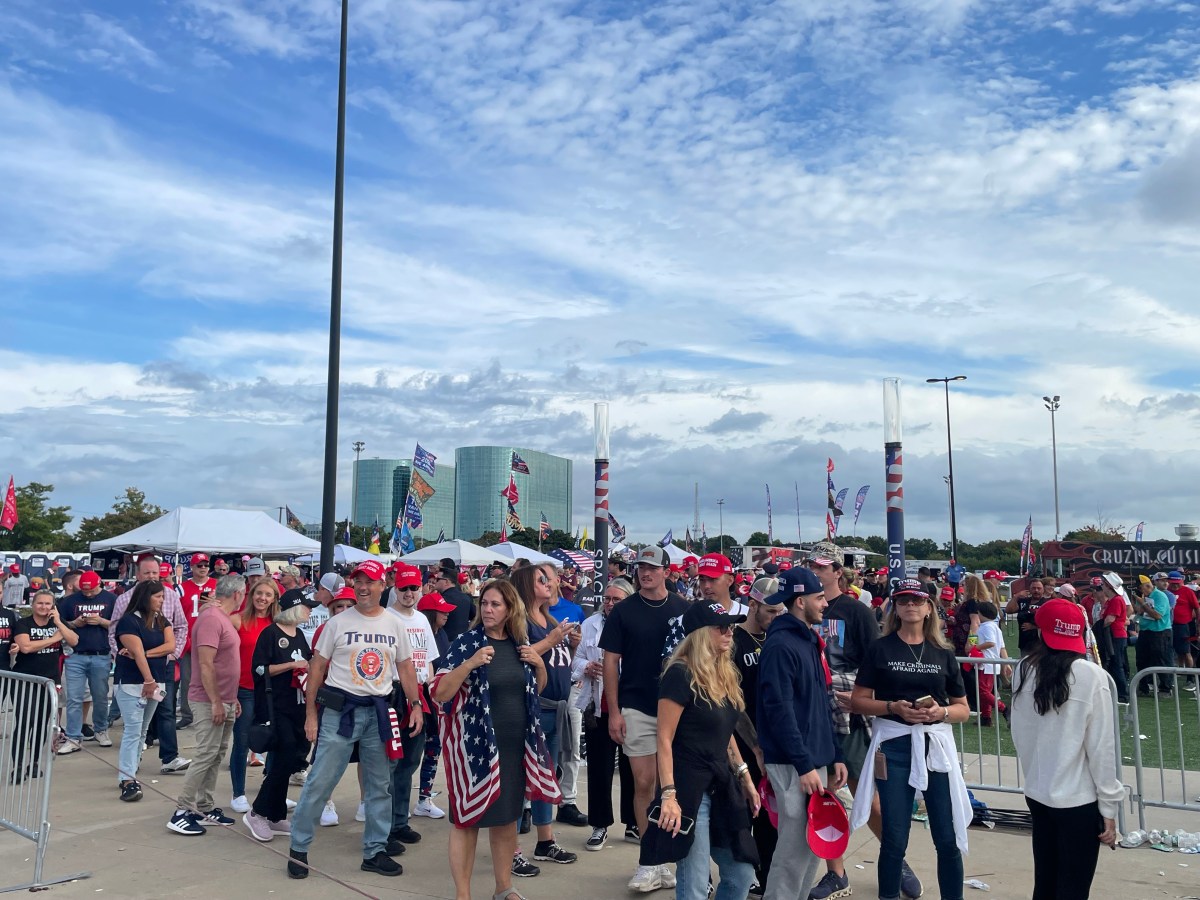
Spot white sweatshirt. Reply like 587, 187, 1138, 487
1010, 659, 1126, 819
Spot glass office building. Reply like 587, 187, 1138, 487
454, 447, 572, 541
391, 461, 456, 545
353, 458, 404, 528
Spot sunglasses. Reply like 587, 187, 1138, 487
893, 595, 928, 605
714, 624, 733, 634
537, 575, 550, 585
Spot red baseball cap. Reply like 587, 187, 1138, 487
417, 592, 455, 613
778, 560, 793, 571
1035, 598, 1087, 653
332, 586, 358, 604
697, 553, 733, 578
159, 562, 173, 579
983, 570, 1000, 580
758, 777, 779, 828
7, 564, 18, 574
807, 790, 850, 859
457, 571, 469, 585
350, 560, 387, 582
939, 586, 955, 601
669, 564, 682, 574
191, 553, 210, 565
736, 583, 751, 597
393, 565, 421, 589
79, 571, 101, 590
682, 555, 700, 568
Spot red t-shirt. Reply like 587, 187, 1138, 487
180, 577, 217, 653
1171, 585, 1199, 625
1103, 594, 1128, 639
237, 615, 273, 691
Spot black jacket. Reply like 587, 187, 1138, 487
440, 586, 475, 642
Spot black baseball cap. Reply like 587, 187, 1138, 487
279, 588, 319, 612
682, 602, 747, 635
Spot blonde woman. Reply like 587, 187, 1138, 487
230, 578, 280, 813
645, 602, 760, 900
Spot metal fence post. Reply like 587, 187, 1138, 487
1127, 665, 1200, 832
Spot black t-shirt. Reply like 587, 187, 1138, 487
856, 632, 965, 724
13, 617, 63, 682
441, 586, 475, 642
59, 590, 117, 654
114, 612, 168, 684
659, 662, 740, 763
599, 591, 689, 716
732, 626, 767, 724
251, 624, 311, 716
1016, 595, 1044, 651
0, 607, 18, 671
816, 592, 879, 673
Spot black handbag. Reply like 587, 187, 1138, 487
248, 668, 277, 754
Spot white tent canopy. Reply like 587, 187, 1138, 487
89, 507, 321, 556
661, 543, 692, 564
291, 544, 377, 567
397, 539, 506, 567
484, 543, 564, 568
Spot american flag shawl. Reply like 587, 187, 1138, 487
430, 626, 561, 826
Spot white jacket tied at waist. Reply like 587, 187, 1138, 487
850, 717, 973, 854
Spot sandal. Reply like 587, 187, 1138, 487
493, 890, 528, 900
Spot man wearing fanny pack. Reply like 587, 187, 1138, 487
287, 560, 424, 880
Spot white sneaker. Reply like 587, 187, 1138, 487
289, 768, 308, 786
628, 864, 664, 892
414, 797, 445, 819
230, 795, 251, 813
657, 864, 676, 888
355, 801, 366, 822
285, 798, 297, 810
56, 739, 82, 756
320, 800, 339, 827
160, 756, 191, 774
94, 731, 113, 748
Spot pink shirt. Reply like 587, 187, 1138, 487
187, 604, 241, 704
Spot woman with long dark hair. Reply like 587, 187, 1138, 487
1010, 598, 1122, 900
113, 580, 175, 801
850, 579, 971, 900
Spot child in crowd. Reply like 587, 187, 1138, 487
975, 602, 1010, 724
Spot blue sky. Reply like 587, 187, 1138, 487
2, 0, 1199, 546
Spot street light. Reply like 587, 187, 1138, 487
717, 499, 725, 554
926, 375, 966, 562
1043, 396, 1061, 540
351, 441, 365, 527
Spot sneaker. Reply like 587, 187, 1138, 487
56, 739, 81, 756
391, 825, 421, 844
900, 860, 924, 898
287, 849, 309, 879
285, 798, 297, 810
512, 851, 541, 877
533, 840, 577, 864
160, 756, 191, 774
269, 818, 292, 835
627, 864, 664, 892
355, 801, 366, 822
749, 879, 764, 897
119, 781, 143, 803
361, 851, 403, 876
244, 811, 274, 842
289, 768, 308, 786
82, 724, 96, 740
231, 795, 250, 813
249, 752, 265, 767
657, 864, 676, 888
94, 730, 113, 747
414, 797, 445, 819
320, 800, 339, 827
201, 807, 235, 827
807, 870, 851, 900
556, 802, 589, 827
385, 836, 408, 856
624, 824, 641, 844
586, 826, 607, 851
176, 717, 193, 730
167, 809, 207, 836
1185, 682, 1198, 693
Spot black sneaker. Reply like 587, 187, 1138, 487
384, 837, 408, 856
167, 810, 207, 836
82, 724, 95, 740
585, 826, 607, 851
623, 824, 641, 844
533, 840, 578, 864
390, 825, 421, 844
556, 803, 589, 827
201, 808, 235, 827
512, 851, 540, 877
808, 869, 851, 899
176, 717, 193, 730
361, 851, 403, 876
519, 808, 532, 834
287, 849, 309, 879
119, 781, 143, 803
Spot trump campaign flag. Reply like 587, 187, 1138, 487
0, 477, 16, 531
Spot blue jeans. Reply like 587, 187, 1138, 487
531, 705, 561, 827
151, 665, 179, 763
64, 654, 111, 741
877, 737, 963, 900
676, 793, 756, 900
229, 687, 255, 797
1108, 637, 1129, 702
390, 726, 426, 833
290, 705, 394, 858
113, 684, 159, 785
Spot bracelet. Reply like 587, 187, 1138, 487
886, 700, 893, 716
734, 763, 749, 778
660, 785, 677, 797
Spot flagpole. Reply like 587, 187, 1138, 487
593, 402, 610, 612
795, 481, 801, 545
883, 378, 906, 592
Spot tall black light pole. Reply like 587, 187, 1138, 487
1043, 396, 1061, 540
350, 441, 364, 527
319, 0, 350, 577
926, 375, 966, 562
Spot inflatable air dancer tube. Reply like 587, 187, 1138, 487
883, 378, 906, 593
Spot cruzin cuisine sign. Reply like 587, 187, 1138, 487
1041, 540, 1200, 577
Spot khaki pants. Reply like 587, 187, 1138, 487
177, 700, 236, 813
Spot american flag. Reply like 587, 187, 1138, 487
511, 451, 530, 474
607, 513, 625, 543
539, 512, 550, 540
431, 627, 561, 826
413, 444, 437, 477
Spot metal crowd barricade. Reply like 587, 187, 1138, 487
1127, 666, 1200, 831
951, 655, 1128, 835
0, 671, 90, 891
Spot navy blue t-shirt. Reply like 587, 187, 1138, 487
114, 612, 168, 684
529, 617, 572, 705
59, 590, 116, 654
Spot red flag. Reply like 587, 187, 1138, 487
826, 457, 834, 474
0, 477, 16, 531
499, 511, 508, 542
500, 474, 519, 505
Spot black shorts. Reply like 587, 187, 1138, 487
1172, 623, 1193, 656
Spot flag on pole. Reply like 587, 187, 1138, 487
370, 521, 381, 554
700, 523, 707, 552
1, 477, 18, 531
343, 520, 351, 545
581, 526, 589, 548
1019, 517, 1033, 574
404, 494, 424, 529
795, 481, 802, 543
539, 513, 551, 540
658, 529, 673, 548
766, 484, 773, 543
436, 528, 446, 544
572, 527, 580, 548
684, 527, 693, 552
506, 502, 522, 531
399, 522, 415, 554
1135, 521, 1144, 542
409, 471, 436, 506
608, 513, 626, 544
511, 451, 530, 474
826, 458, 838, 539
500, 475, 519, 505
500, 516, 509, 542
390, 525, 401, 554
852, 486, 870, 527
285, 505, 303, 530
412, 444, 437, 477
833, 488, 849, 516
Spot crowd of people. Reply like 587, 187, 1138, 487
0, 541, 1192, 899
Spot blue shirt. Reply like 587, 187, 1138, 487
549, 596, 584, 624
1141, 589, 1172, 632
